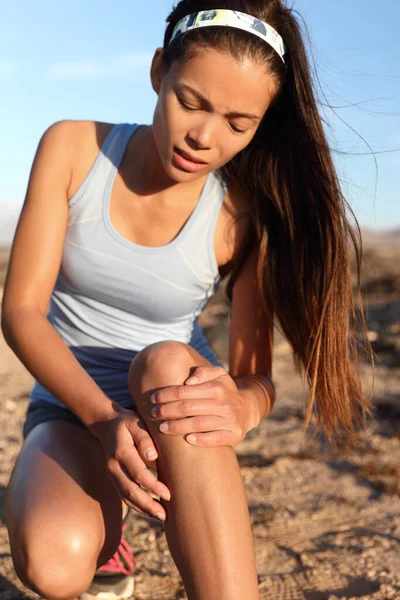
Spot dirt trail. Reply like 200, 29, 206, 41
1, 244, 400, 600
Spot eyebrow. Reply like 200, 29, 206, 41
177, 84, 261, 121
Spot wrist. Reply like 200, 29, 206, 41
84, 399, 128, 438
240, 387, 262, 433
235, 374, 275, 432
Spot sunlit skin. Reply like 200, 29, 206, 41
126, 46, 280, 197
112, 46, 280, 441
118, 47, 281, 600
3, 43, 282, 600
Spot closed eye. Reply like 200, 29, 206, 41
230, 124, 247, 134
177, 95, 248, 135
177, 96, 197, 111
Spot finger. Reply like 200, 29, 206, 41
108, 459, 167, 520
121, 499, 153, 519
151, 398, 219, 420
117, 479, 166, 521
186, 429, 235, 447
118, 444, 171, 502
157, 415, 225, 436
125, 416, 160, 464
109, 467, 165, 519
152, 381, 223, 405
185, 366, 227, 385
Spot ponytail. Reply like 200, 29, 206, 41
163, 0, 374, 442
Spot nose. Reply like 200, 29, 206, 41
187, 117, 216, 150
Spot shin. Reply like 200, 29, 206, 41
128, 341, 259, 600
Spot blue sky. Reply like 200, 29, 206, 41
1, 0, 399, 234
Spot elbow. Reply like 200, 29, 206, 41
1, 312, 12, 344
1, 305, 40, 345
1, 311, 18, 347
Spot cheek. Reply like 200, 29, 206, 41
164, 93, 188, 133
154, 92, 181, 141
231, 128, 259, 158
221, 137, 250, 164
153, 98, 174, 153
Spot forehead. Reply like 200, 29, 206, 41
167, 47, 278, 115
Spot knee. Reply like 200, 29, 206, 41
131, 340, 193, 377
11, 528, 98, 600
128, 341, 194, 404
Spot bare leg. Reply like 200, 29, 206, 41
129, 342, 259, 600
5, 421, 124, 600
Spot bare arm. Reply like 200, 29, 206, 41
229, 250, 276, 431
144, 250, 276, 447
1, 121, 174, 514
1, 120, 118, 428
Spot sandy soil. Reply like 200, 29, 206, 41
0, 242, 400, 600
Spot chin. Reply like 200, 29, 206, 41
171, 169, 207, 183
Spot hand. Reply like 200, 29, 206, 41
89, 405, 171, 521
149, 366, 250, 447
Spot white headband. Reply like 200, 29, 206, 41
169, 9, 287, 65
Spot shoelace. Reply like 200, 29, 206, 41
98, 524, 137, 576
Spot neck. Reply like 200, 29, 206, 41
123, 125, 208, 199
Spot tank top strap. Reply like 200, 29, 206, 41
101, 123, 139, 189
175, 170, 227, 285
106, 122, 140, 172
68, 123, 139, 222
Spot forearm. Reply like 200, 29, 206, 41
233, 373, 276, 432
1, 307, 119, 428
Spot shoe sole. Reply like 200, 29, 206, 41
79, 575, 134, 600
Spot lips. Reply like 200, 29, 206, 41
174, 147, 207, 164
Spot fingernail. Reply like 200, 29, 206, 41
185, 376, 198, 385
160, 490, 171, 502
160, 423, 169, 432
151, 407, 158, 418
156, 512, 166, 521
150, 394, 157, 404
145, 448, 158, 460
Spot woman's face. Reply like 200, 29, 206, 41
151, 46, 279, 182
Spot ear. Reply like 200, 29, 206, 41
150, 47, 165, 95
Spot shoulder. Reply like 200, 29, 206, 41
39, 120, 118, 200
39, 119, 114, 154
42, 119, 116, 143
59, 120, 117, 200
216, 178, 252, 272
224, 182, 251, 234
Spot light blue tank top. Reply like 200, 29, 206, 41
30, 122, 227, 408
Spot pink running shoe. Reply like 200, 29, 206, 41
80, 522, 138, 600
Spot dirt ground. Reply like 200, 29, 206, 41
0, 240, 400, 600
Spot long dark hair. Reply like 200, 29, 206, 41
162, 0, 374, 443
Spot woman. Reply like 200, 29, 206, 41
2, 1, 372, 599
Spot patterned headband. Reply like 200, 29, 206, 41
169, 9, 287, 65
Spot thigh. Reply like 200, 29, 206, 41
6, 420, 123, 571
